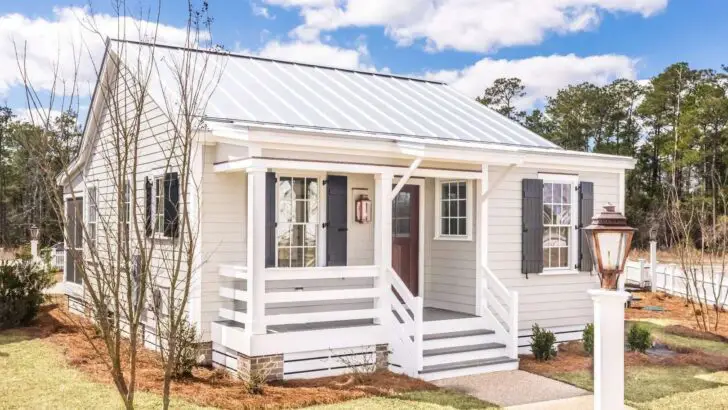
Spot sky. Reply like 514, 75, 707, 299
1, 0, 727, 122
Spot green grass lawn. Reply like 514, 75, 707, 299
0, 329, 496, 409
0, 330, 210, 410
308, 391, 498, 409
553, 365, 723, 407
541, 321, 728, 409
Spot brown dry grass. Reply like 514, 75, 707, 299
626, 291, 728, 338
19, 301, 435, 409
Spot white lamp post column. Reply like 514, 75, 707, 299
588, 288, 630, 410
30, 224, 40, 262
582, 204, 636, 410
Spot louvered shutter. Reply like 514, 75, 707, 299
522, 178, 544, 275
578, 181, 594, 272
163, 172, 179, 238
326, 175, 348, 266
145, 177, 152, 237
265, 172, 276, 268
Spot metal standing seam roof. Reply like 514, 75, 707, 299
114, 39, 561, 150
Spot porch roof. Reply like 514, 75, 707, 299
114, 39, 561, 150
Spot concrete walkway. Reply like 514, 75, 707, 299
433, 370, 588, 407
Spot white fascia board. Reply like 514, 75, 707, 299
207, 121, 635, 172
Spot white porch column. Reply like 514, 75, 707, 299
30, 240, 39, 262
650, 239, 667, 292
475, 164, 488, 314
374, 172, 393, 325
247, 167, 267, 335
588, 289, 630, 410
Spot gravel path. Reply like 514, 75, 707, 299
432, 370, 588, 407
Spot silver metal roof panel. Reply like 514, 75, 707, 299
113, 40, 561, 150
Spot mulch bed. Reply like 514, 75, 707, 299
13, 301, 434, 409
626, 292, 728, 338
521, 339, 728, 378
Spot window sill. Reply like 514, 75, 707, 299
539, 269, 581, 276
433, 235, 472, 242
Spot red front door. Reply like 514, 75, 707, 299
392, 185, 419, 296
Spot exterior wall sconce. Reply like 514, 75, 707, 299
355, 194, 372, 224
583, 204, 636, 290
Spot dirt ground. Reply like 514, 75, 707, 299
626, 291, 728, 338
17, 301, 435, 409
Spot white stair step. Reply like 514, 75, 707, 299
423, 316, 488, 334
423, 329, 497, 350
419, 356, 519, 381
423, 343, 506, 367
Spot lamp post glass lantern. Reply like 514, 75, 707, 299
583, 204, 635, 290
30, 224, 40, 241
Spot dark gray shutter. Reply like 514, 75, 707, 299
578, 181, 594, 272
265, 172, 276, 268
145, 177, 153, 237
164, 172, 179, 238
522, 178, 544, 275
326, 175, 348, 266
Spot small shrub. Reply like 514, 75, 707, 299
0, 258, 54, 329
583, 323, 594, 356
531, 324, 557, 361
240, 367, 270, 395
172, 319, 200, 379
627, 324, 653, 353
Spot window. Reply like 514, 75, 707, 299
122, 181, 131, 248
541, 174, 578, 271
435, 180, 471, 240
154, 176, 165, 234
87, 186, 97, 250
276, 176, 319, 267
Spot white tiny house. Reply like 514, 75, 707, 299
59, 39, 635, 381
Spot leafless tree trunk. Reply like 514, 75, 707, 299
13, 1, 222, 408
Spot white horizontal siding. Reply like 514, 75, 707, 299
488, 166, 620, 332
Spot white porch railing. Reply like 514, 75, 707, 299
263, 265, 380, 330
218, 265, 248, 325
388, 266, 423, 376
481, 265, 519, 359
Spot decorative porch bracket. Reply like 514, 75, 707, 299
480, 162, 519, 201
390, 157, 423, 201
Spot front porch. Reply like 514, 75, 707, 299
207, 152, 519, 380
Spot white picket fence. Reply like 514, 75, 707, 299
624, 241, 728, 309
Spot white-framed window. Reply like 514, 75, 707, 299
87, 186, 98, 250
123, 181, 131, 247
434, 179, 472, 240
276, 175, 321, 267
540, 173, 579, 272
153, 176, 165, 234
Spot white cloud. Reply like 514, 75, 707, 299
0, 7, 196, 97
425, 54, 638, 109
251, 2, 275, 19
264, 0, 668, 52
253, 40, 370, 70
13, 107, 64, 124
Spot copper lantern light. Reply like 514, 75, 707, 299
583, 204, 635, 290
355, 194, 372, 224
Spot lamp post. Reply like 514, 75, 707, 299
583, 204, 635, 410
30, 224, 40, 262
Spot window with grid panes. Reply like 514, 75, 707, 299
542, 180, 576, 269
276, 176, 319, 267
154, 176, 165, 234
439, 180, 468, 237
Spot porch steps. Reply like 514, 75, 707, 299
418, 316, 518, 380
419, 357, 519, 381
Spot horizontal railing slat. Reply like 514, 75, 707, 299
265, 308, 380, 326
265, 265, 379, 281
265, 287, 379, 304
